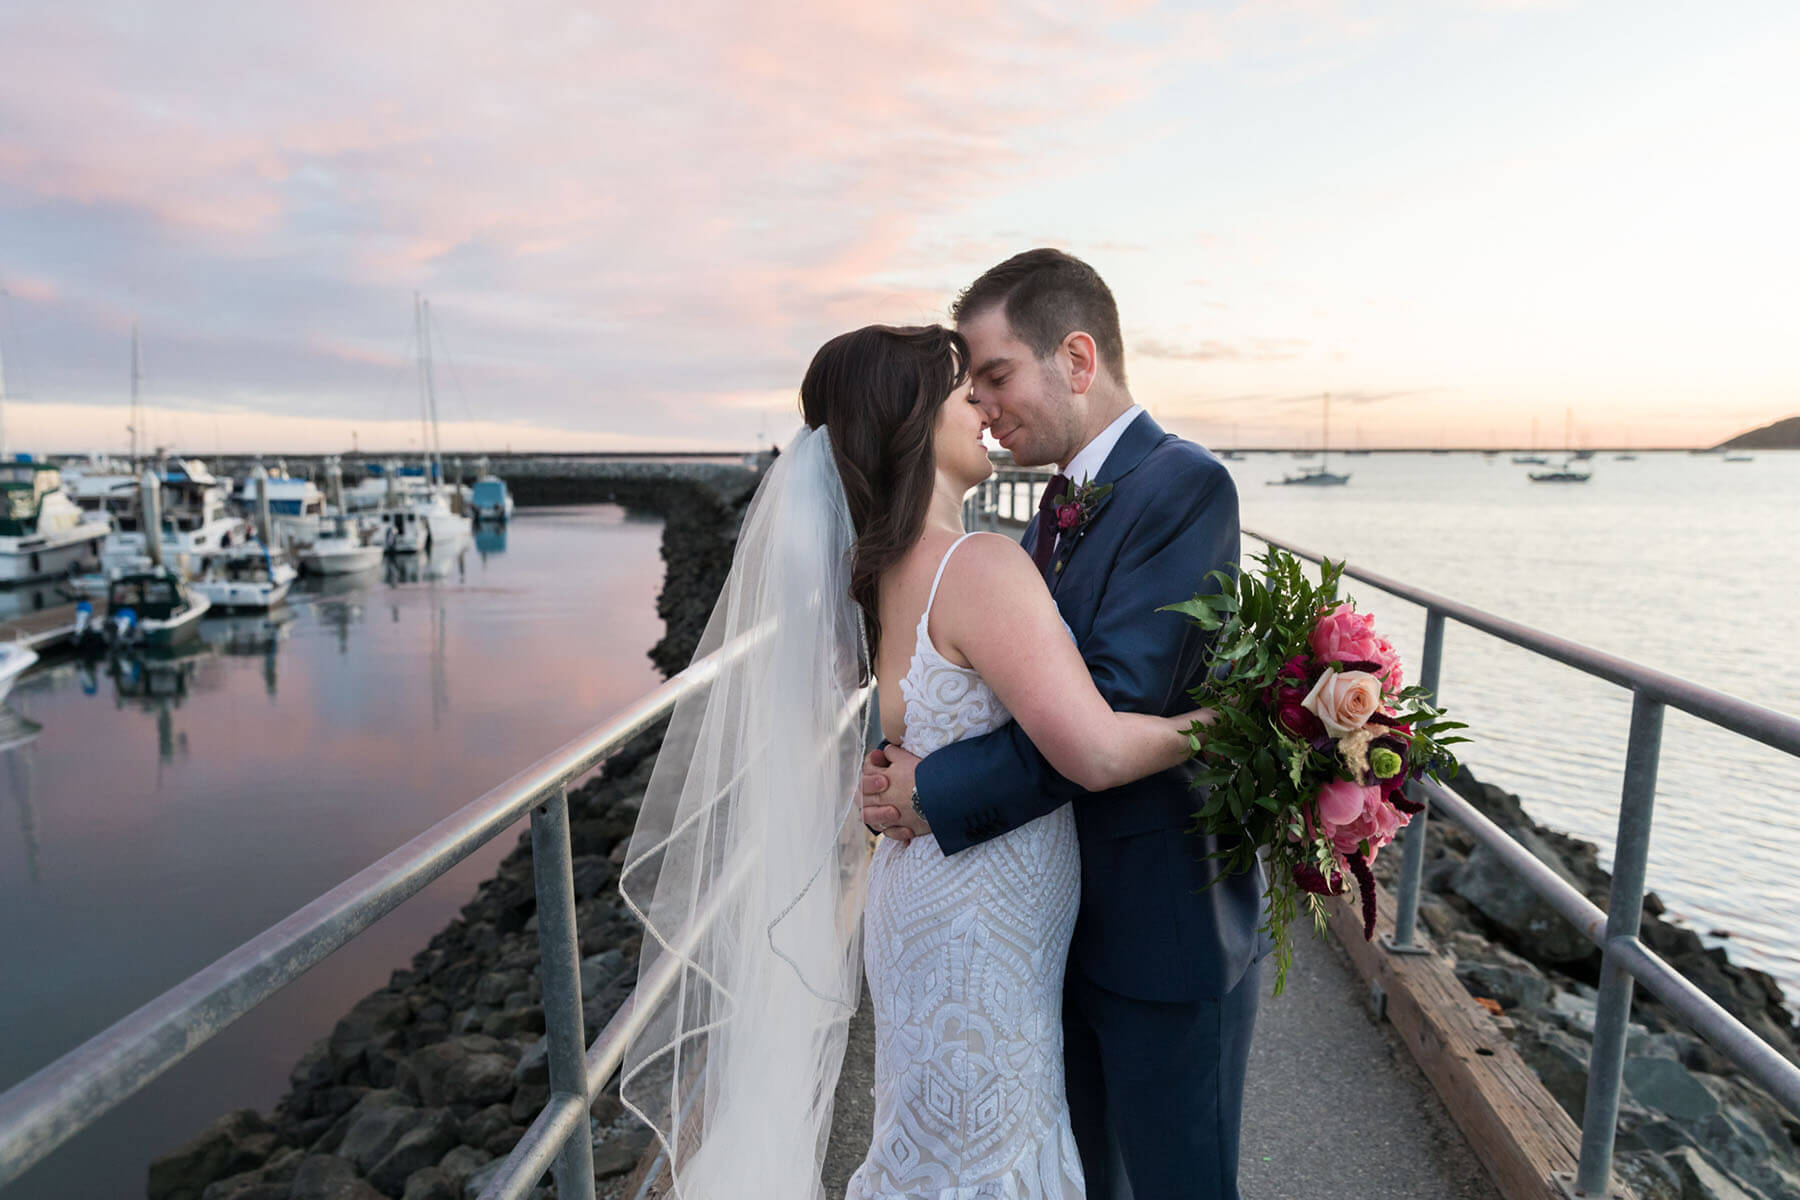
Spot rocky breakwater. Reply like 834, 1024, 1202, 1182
146, 462, 763, 1200
1380, 770, 1800, 1200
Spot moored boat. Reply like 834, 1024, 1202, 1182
98, 566, 211, 650
0, 460, 110, 584
191, 544, 297, 611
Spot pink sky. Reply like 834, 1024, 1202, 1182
0, 1, 1794, 453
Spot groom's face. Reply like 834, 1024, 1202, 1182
959, 304, 1082, 470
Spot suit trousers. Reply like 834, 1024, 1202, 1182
1063, 957, 1261, 1200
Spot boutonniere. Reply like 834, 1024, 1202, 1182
1051, 475, 1113, 544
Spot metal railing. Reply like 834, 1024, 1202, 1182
0, 636, 763, 1200
966, 469, 1800, 1197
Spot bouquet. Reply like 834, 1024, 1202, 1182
1161, 549, 1467, 993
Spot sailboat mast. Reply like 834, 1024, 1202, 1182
415, 293, 433, 480
0, 331, 8, 462
130, 321, 141, 469
1322, 392, 1331, 469
423, 299, 444, 483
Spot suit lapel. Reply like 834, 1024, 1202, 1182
1050, 411, 1172, 591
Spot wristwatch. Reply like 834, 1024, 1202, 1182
909, 786, 927, 823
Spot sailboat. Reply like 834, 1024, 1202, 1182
1270, 395, 1350, 486
376, 296, 471, 556
1528, 408, 1591, 484
1513, 416, 1548, 465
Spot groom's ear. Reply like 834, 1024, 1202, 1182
1061, 331, 1098, 396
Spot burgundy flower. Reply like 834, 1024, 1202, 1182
1293, 863, 1335, 896
1346, 850, 1378, 941
1279, 654, 1310, 681
1277, 702, 1323, 739
1056, 503, 1082, 531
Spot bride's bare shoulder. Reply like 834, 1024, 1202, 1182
933, 532, 1040, 608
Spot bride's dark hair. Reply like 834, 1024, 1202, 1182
799, 323, 971, 665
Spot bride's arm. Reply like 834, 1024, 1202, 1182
932, 533, 1211, 794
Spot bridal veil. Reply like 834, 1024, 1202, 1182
619, 425, 873, 1198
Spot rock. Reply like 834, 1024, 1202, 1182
1614, 1150, 1684, 1200
512, 1038, 549, 1088
475, 971, 524, 1008
580, 949, 626, 1000
592, 1126, 654, 1179
436, 1145, 493, 1191
1623, 1056, 1721, 1123
399, 1167, 458, 1200
289, 1154, 389, 1200
403, 1036, 518, 1108
458, 1104, 515, 1149
148, 1109, 278, 1200
570, 855, 612, 899
1448, 933, 1554, 1011
1546, 986, 1600, 1036
329, 992, 414, 1068
1510, 1018, 1593, 1123
481, 1006, 544, 1038
333, 1091, 419, 1171
1449, 836, 1596, 965
1664, 1146, 1773, 1200
367, 1108, 460, 1197
199, 1169, 290, 1200
509, 1079, 551, 1124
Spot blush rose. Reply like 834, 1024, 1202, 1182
1301, 669, 1384, 738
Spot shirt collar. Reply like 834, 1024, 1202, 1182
1061, 404, 1145, 484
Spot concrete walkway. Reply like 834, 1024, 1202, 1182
824, 928, 1500, 1199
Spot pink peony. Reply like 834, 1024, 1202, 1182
1056, 503, 1082, 531
1310, 603, 1384, 666
1314, 780, 1409, 864
1301, 669, 1384, 738
1372, 635, 1404, 692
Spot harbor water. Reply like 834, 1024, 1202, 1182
0, 505, 667, 1200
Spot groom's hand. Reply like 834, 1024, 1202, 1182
861, 745, 926, 844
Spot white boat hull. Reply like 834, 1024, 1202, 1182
0, 643, 39, 701
299, 544, 384, 575
0, 523, 108, 584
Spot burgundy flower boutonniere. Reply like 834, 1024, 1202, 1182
1050, 475, 1113, 567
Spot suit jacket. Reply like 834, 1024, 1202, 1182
915, 411, 1268, 1002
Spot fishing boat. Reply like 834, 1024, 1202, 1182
469, 475, 515, 522
1527, 411, 1592, 483
97, 565, 210, 650
190, 543, 297, 610
0, 460, 111, 584
299, 513, 384, 575
1270, 394, 1350, 487
234, 474, 325, 547
102, 457, 250, 576
0, 642, 38, 702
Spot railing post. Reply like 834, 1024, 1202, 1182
1565, 693, 1664, 1198
1385, 608, 1444, 954
531, 785, 597, 1200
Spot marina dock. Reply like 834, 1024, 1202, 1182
0, 601, 81, 651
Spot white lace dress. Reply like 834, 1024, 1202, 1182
847, 533, 1086, 1200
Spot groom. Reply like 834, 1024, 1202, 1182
861, 249, 1268, 1200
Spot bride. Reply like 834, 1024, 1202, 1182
620, 324, 1210, 1199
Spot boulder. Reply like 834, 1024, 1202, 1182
333, 1091, 419, 1172
399, 1166, 458, 1200
436, 1145, 493, 1192
592, 1126, 653, 1179
148, 1109, 277, 1200
1663, 1146, 1773, 1200
366, 1108, 460, 1197
403, 1035, 518, 1108
288, 1155, 389, 1200
1449, 835, 1596, 965
580, 949, 627, 1000
461, 1155, 547, 1200
1623, 1056, 1721, 1124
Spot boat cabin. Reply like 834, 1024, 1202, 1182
107, 572, 188, 621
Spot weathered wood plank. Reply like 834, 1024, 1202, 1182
1326, 882, 1635, 1200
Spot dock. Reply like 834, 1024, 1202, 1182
0, 601, 82, 651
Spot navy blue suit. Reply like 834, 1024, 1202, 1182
916, 412, 1268, 1200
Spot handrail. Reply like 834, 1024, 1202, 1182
0, 631, 763, 1198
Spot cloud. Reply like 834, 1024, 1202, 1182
1136, 336, 1310, 362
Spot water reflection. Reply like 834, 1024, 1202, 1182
0, 506, 672, 1200
474, 524, 507, 559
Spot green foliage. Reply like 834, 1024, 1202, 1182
1157, 548, 1467, 995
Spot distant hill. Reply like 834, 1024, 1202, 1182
1715, 415, 1800, 450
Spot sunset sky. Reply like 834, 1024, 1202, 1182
0, 1, 1794, 454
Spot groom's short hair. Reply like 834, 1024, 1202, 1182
952, 248, 1127, 385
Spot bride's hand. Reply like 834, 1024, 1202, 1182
861, 744, 928, 844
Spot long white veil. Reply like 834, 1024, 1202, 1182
619, 425, 873, 1198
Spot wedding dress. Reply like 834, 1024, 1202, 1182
848, 532, 1086, 1200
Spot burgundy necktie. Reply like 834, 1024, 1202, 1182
1031, 473, 1071, 580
